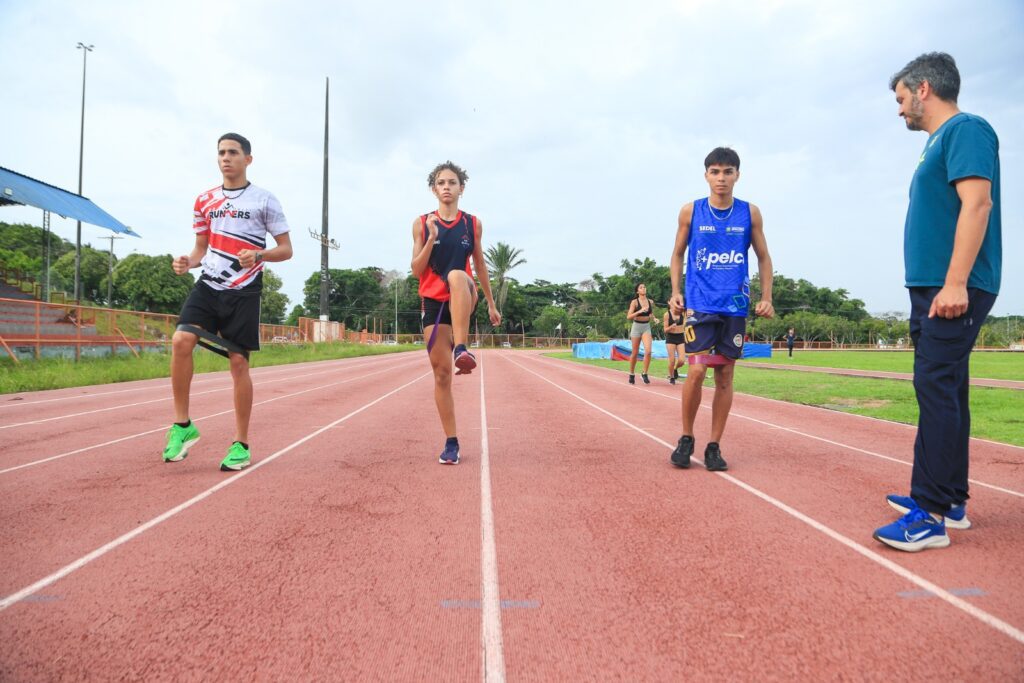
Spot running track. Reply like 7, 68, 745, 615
2, 350, 1022, 680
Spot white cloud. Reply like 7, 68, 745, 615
2, 0, 1021, 316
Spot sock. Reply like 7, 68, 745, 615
175, 420, 191, 428
234, 441, 249, 450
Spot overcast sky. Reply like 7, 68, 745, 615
2, 0, 1021, 316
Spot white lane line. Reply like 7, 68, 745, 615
503, 354, 1024, 646
0, 354, 404, 430
0, 357, 359, 409
0, 369, 433, 612
0, 357, 421, 476
536, 356, 1024, 499
479, 351, 506, 683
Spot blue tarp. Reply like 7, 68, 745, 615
742, 342, 772, 358
572, 341, 615, 359
573, 339, 669, 359
0, 166, 140, 237
573, 340, 773, 360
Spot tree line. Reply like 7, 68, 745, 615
289, 248, 1023, 347
0, 222, 290, 323
4, 223, 1021, 346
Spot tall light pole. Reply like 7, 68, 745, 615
319, 77, 329, 319
103, 233, 123, 305
74, 41, 94, 304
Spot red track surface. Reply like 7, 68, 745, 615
2, 350, 1023, 680
738, 361, 1024, 390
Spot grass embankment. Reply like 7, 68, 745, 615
743, 350, 1023, 381
0, 343, 418, 394
549, 352, 1024, 447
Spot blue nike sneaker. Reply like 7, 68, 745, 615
873, 506, 949, 552
887, 494, 970, 529
439, 440, 460, 465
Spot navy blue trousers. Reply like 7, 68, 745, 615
908, 287, 996, 515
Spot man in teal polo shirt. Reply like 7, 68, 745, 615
874, 52, 1001, 552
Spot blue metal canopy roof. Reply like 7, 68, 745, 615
0, 166, 140, 237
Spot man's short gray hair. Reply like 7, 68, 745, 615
889, 52, 960, 103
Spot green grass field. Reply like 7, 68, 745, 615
743, 350, 1023, 381
0, 343, 418, 395
550, 352, 1024, 447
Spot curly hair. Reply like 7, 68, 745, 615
428, 161, 469, 187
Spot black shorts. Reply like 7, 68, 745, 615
421, 297, 452, 329
683, 310, 746, 359
665, 332, 686, 346
178, 281, 261, 351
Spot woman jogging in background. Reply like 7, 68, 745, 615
626, 283, 656, 384
664, 298, 686, 384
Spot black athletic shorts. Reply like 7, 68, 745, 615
421, 297, 452, 329
178, 280, 262, 351
665, 332, 686, 346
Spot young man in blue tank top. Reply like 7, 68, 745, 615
668, 147, 775, 471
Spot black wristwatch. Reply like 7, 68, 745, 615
254, 251, 264, 264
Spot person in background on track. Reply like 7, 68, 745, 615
163, 132, 293, 472
668, 146, 774, 472
664, 297, 687, 384
626, 283, 656, 385
411, 161, 501, 465
786, 327, 796, 357
873, 53, 1001, 553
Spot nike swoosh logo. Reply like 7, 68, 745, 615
906, 529, 932, 542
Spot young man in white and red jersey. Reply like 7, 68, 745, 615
162, 133, 293, 471
411, 161, 501, 464
668, 147, 774, 471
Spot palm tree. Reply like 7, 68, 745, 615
485, 242, 526, 316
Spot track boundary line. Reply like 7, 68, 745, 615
737, 361, 1024, 390
0, 356, 421, 475
0, 355, 391, 410
503, 354, 1024, 645
536, 355, 1024, 498
0, 369, 433, 613
0, 354, 406, 431
479, 351, 506, 682
545, 354, 1024, 452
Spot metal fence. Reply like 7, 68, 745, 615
0, 297, 305, 363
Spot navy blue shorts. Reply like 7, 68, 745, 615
683, 310, 746, 359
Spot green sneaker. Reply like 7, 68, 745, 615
162, 422, 200, 462
220, 442, 251, 471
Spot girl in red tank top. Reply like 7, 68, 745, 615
410, 161, 502, 465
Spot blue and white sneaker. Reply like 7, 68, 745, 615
887, 494, 970, 529
873, 506, 949, 552
439, 441, 460, 465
